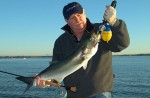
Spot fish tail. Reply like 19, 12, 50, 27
16, 76, 35, 94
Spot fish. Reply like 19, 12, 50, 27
3, 32, 101, 93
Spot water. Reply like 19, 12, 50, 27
0, 56, 150, 98
113, 56, 150, 98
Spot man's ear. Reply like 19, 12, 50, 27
83, 9, 86, 16
65, 19, 69, 25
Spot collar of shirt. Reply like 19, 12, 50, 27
61, 18, 94, 35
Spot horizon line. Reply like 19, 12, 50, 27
0, 53, 150, 58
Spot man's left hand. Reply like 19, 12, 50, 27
103, 6, 117, 26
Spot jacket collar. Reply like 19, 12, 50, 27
61, 18, 94, 35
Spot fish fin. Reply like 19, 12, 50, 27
16, 76, 35, 94
23, 84, 32, 94
82, 62, 88, 70
83, 65, 87, 70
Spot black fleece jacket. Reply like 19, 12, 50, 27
52, 18, 130, 98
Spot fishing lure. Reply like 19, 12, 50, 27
100, 0, 117, 43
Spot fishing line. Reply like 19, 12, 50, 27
0, 70, 23, 77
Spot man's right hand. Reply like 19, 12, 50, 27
34, 76, 61, 88
34, 76, 48, 88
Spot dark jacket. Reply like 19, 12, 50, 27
52, 18, 130, 98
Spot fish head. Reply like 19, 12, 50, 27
81, 32, 101, 69
86, 32, 101, 48
82, 32, 101, 58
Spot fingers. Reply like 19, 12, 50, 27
35, 76, 46, 88
106, 6, 115, 12
104, 6, 117, 26
34, 75, 61, 88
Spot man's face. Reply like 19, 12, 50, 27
66, 11, 87, 32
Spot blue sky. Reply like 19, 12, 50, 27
0, 0, 150, 56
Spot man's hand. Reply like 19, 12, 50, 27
103, 6, 117, 26
34, 76, 48, 88
33, 76, 61, 88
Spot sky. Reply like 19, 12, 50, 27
0, 0, 150, 56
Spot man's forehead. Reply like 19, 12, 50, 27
70, 12, 83, 17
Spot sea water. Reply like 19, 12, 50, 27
0, 56, 150, 98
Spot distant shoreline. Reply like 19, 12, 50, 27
113, 53, 150, 56
0, 54, 150, 58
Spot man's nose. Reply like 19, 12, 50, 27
74, 15, 80, 22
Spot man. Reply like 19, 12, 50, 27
36, 2, 130, 98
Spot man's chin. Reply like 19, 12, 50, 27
77, 24, 85, 29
